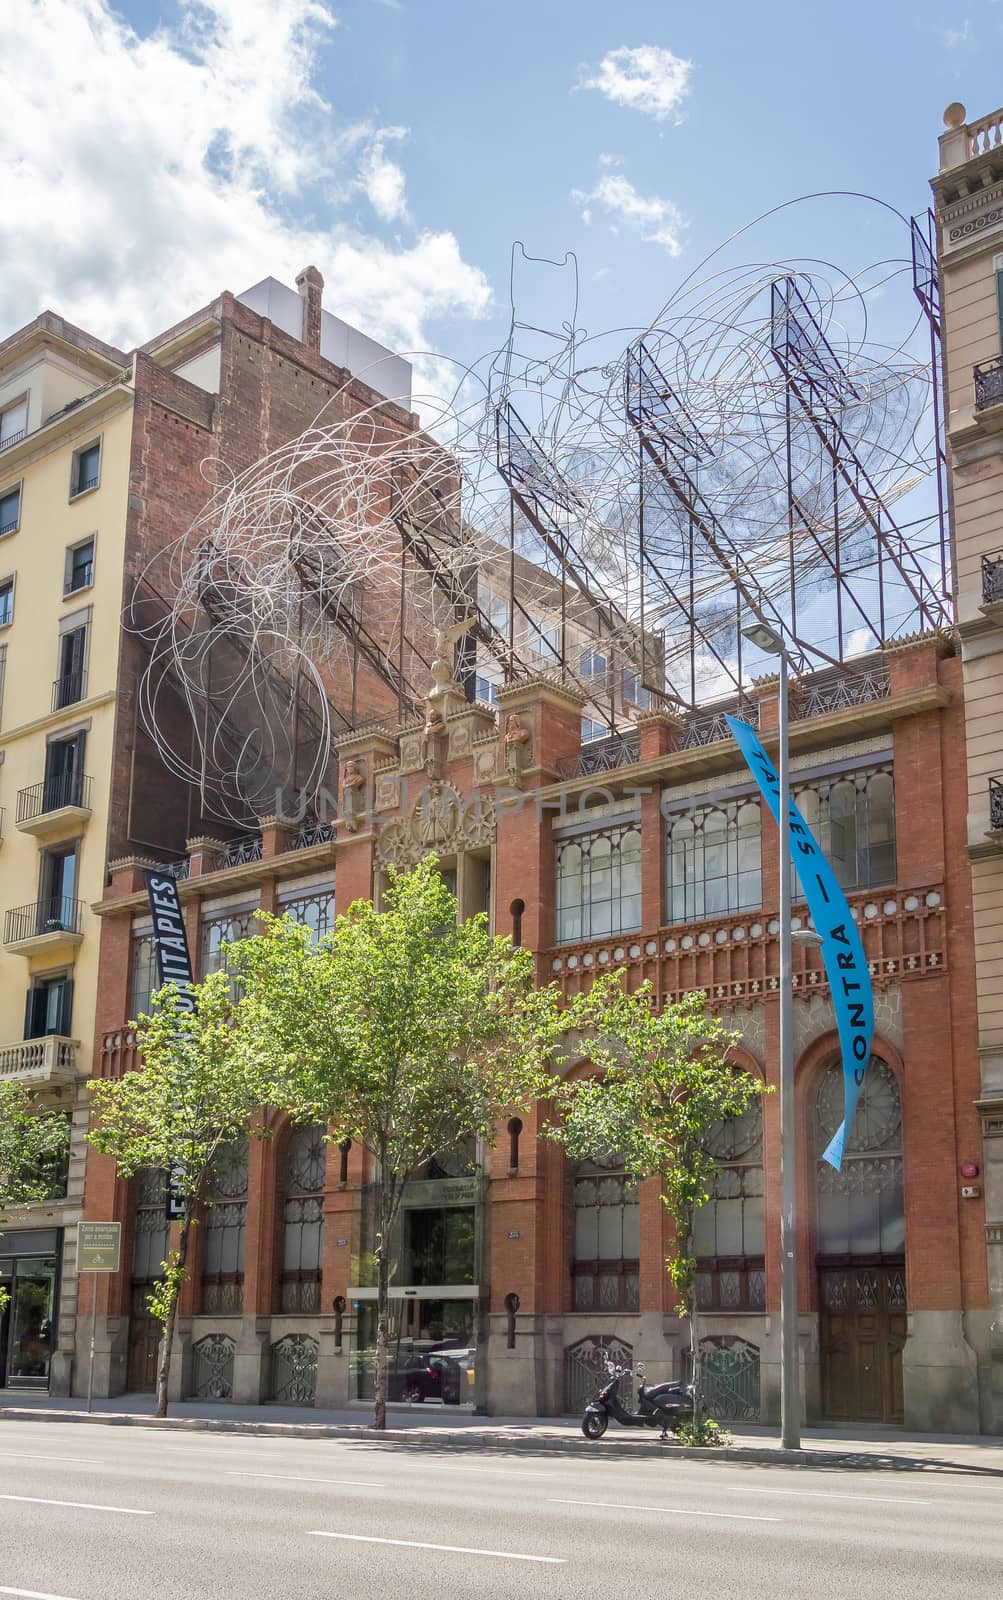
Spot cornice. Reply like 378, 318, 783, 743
0, 690, 116, 748
537, 683, 951, 805
93, 834, 345, 917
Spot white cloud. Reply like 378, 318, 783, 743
359, 128, 410, 223
1, 0, 490, 358
943, 18, 972, 47
578, 45, 692, 122
573, 172, 686, 256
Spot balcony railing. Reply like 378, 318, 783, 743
4, 896, 84, 945
293, 817, 337, 849
982, 553, 1003, 606
219, 834, 262, 868
991, 777, 1003, 833
0, 1034, 78, 1086
156, 857, 190, 881
0, 429, 26, 452
792, 665, 891, 720
682, 703, 758, 748
974, 356, 1003, 413
557, 730, 640, 780
16, 772, 93, 825
52, 670, 87, 711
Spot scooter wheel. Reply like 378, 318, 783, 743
582, 1410, 608, 1440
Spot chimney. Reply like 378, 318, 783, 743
295, 265, 324, 352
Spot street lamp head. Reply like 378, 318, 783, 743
791, 926, 824, 949
741, 619, 784, 656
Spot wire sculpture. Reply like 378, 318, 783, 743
130, 195, 950, 826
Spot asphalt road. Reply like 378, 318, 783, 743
0, 1418, 1000, 1600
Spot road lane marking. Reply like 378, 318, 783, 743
0, 1454, 102, 1466
226, 1471, 382, 1487
727, 1485, 931, 1505
0, 1587, 91, 1600
549, 1497, 781, 1523
308, 1532, 564, 1564
0, 1494, 150, 1516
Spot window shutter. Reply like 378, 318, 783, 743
24, 987, 39, 1039
57, 978, 74, 1037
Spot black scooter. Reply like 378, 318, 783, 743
581, 1360, 695, 1440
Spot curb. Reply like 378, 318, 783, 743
0, 1407, 992, 1473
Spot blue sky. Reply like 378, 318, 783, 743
5, 2, 1003, 384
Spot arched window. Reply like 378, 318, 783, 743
132, 1169, 169, 1283
200, 909, 257, 980
665, 799, 761, 924
814, 1057, 903, 1258
555, 825, 642, 943
793, 765, 895, 893
280, 1124, 326, 1313
279, 889, 334, 944
693, 1098, 765, 1310
201, 1136, 249, 1314
572, 1159, 640, 1311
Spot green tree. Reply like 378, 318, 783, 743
0, 1082, 72, 1313
230, 857, 560, 1429
87, 974, 268, 1418
545, 978, 763, 1417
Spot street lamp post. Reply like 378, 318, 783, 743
741, 622, 821, 1451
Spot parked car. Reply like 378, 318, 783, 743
350, 1348, 463, 1404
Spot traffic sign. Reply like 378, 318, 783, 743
78, 1221, 121, 1274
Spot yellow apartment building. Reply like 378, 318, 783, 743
934, 101, 1003, 1424
0, 313, 133, 1394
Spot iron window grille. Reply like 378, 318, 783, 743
201, 1137, 249, 1315
280, 1125, 326, 1313
129, 934, 158, 1020
132, 1170, 169, 1281
694, 1099, 766, 1313
280, 890, 334, 943
572, 1163, 640, 1312
555, 823, 642, 943
814, 1057, 903, 1258
665, 798, 762, 925
991, 776, 1003, 833
200, 908, 258, 979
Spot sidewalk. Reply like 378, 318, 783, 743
2, 1389, 1002, 1474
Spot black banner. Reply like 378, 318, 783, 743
143, 870, 195, 1219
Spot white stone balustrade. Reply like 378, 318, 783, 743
0, 1035, 78, 1086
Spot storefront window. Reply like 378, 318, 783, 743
201, 1137, 248, 1314
572, 1160, 640, 1311
280, 1124, 326, 1313
351, 1297, 477, 1407
693, 1099, 766, 1311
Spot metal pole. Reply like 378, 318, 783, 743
86, 1271, 97, 1414
778, 652, 800, 1450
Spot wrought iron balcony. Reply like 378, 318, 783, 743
16, 772, 92, 827
294, 817, 337, 849
52, 669, 87, 711
219, 833, 262, 868
4, 896, 84, 948
974, 356, 1003, 413
982, 553, 1003, 606
556, 730, 640, 780
0, 428, 26, 452
0, 1034, 78, 1087
991, 777, 1003, 833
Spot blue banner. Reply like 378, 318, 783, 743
725, 716, 873, 1170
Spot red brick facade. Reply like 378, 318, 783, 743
80, 635, 996, 1431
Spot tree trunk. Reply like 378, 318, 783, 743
155, 1213, 192, 1419
372, 1170, 398, 1431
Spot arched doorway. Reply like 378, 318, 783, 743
814, 1057, 906, 1423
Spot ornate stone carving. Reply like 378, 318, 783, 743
503, 712, 533, 788
340, 757, 366, 833
375, 782, 496, 870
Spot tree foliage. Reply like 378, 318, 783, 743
87, 973, 268, 1416
229, 856, 562, 1427
0, 1082, 72, 1313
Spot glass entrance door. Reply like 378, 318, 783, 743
351, 1296, 477, 1406
5, 1257, 58, 1388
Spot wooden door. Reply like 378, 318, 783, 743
126, 1286, 160, 1393
819, 1263, 906, 1423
